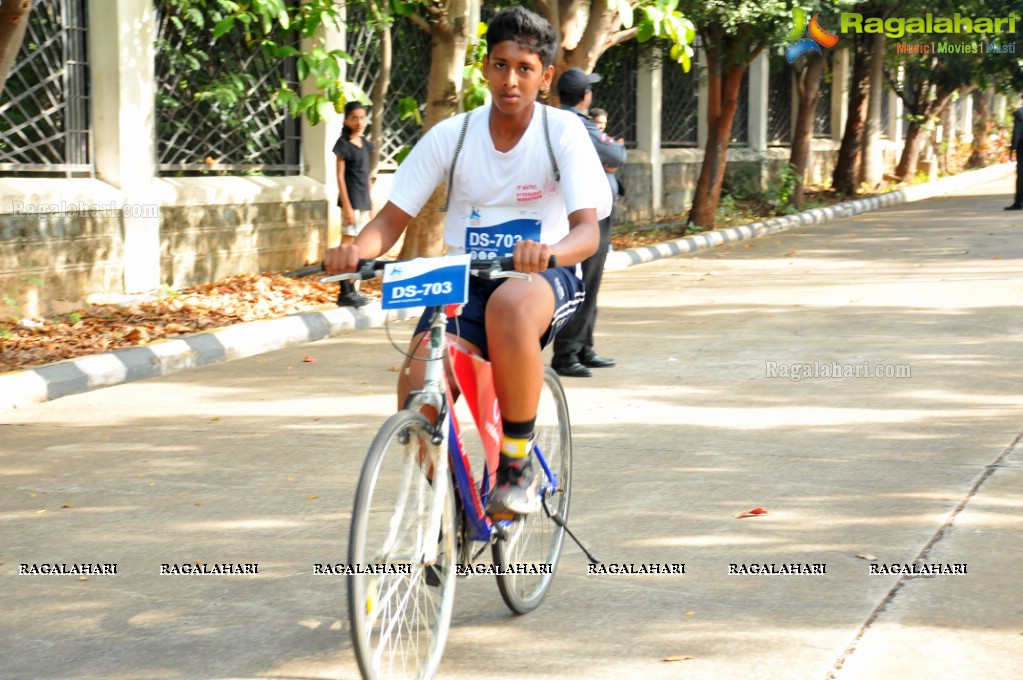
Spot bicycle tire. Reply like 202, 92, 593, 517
348, 410, 457, 680
492, 367, 572, 614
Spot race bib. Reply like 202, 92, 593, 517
464, 207, 541, 261
380, 255, 470, 310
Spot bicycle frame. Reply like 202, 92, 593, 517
405, 304, 560, 548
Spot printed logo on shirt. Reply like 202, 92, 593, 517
516, 184, 543, 204
469, 206, 482, 224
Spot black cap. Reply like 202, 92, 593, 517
557, 67, 601, 100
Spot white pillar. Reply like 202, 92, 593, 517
304, 17, 347, 246
747, 52, 768, 155
887, 68, 904, 148
959, 93, 973, 144
993, 93, 1007, 122
830, 47, 849, 142
860, 34, 884, 186
945, 96, 957, 145
89, 0, 160, 293
637, 43, 663, 216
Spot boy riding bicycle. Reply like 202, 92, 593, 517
323, 7, 611, 516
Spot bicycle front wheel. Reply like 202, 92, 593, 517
348, 410, 457, 680
492, 367, 572, 614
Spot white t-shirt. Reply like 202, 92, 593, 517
388, 102, 612, 261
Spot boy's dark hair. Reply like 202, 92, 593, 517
486, 6, 556, 69
341, 101, 367, 140
589, 108, 608, 119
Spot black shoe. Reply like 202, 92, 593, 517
336, 289, 373, 307
1004, 204, 1022, 211
337, 280, 373, 308
487, 455, 540, 516
580, 352, 616, 368
553, 361, 593, 378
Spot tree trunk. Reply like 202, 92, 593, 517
561, 0, 614, 71
398, 0, 472, 259
895, 123, 926, 180
368, 17, 392, 179
538, 0, 617, 107
789, 54, 824, 208
0, 0, 31, 97
967, 91, 990, 168
832, 34, 872, 194
688, 58, 745, 228
859, 31, 885, 188
895, 90, 955, 181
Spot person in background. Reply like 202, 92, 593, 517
333, 101, 375, 306
551, 68, 626, 378
323, 9, 610, 514
590, 106, 626, 146
1006, 102, 1023, 211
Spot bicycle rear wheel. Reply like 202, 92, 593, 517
492, 367, 572, 614
348, 410, 457, 680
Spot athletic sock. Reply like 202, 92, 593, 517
500, 418, 535, 460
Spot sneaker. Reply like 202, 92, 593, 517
487, 456, 541, 516
336, 289, 374, 307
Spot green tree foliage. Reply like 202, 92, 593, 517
682, 0, 792, 228
162, 0, 367, 126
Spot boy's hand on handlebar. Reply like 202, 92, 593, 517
324, 243, 361, 275
512, 240, 554, 274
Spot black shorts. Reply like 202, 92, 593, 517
412, 266, 585, 360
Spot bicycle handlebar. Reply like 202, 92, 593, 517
290, 255, 558, 283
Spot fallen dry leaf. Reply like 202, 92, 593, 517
306, 495, 319, 499
856, 553, 878, 561
302, 355, 317, 363
736, 507, 769, 519
664, 655, 693, 662
0, 272, 375, 373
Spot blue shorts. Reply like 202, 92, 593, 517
412, 266, 585, 360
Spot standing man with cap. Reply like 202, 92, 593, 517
552, 67, 627, 378
1006, 101, 1023, 211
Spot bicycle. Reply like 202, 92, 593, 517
320, 255, 599, 680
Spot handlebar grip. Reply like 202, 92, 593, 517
285, 263, 326, 278
492, 254, 558, 272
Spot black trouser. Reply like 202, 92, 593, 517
553, 214, 612, 363
1015, 152, 1023, 206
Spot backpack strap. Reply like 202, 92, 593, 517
440, 110, 472, 213
541, 103, 560, 182
441, 103, 560, 213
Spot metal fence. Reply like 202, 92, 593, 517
814, 64, 832, 138
153, 1, 301, 175
344, 7, 431, 169
0, 0, 91, 176
767, 52, 793, 146
662, 49, 698, 147
731, 71, 749, 145
592, 40, 638, 148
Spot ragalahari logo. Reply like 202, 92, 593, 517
786, 7, 839, 63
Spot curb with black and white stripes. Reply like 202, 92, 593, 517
1, 163, 1015, 410
606, 162, 1016, 270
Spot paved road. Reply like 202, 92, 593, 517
2, 174, 1022, 679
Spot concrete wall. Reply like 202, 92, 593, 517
0, 7, 959, 318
